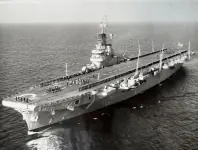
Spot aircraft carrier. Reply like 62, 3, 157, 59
2, 21, 193, 131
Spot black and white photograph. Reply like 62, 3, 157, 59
0, 0, 198, 149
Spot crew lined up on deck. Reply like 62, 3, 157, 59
40, 71, 91, 87
66, 78, 91, 86
46, 78, 92, 93
39, 49, 168, 88
41, 51, 186, 93
46, 86, 61, 93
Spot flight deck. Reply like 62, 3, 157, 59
8, 49, 186, 105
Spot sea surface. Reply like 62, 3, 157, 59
0, 22, 198, 150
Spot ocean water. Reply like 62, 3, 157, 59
0, 22, 198, 150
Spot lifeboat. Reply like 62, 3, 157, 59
66, 104, 74, 111
162, 63, 169, 69
119, 78, 129, 90
91, 90, 97, 95
169, 61, 175, 69
127, 77, 139, 88
128, 77, 135, 87
138, 72, 147, 84
138, 72, 144, 81
101, 85, 116, 96
153, 70, 160, 76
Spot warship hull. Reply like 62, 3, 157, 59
21, 63, 183, 131
2, 21, 192, 132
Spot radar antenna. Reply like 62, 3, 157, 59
100, 16, 108, 34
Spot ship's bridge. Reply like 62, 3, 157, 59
96, 44, 106, 50
90, 54, 105, 62
92, 49, 104, 54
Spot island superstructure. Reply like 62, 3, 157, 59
2, 21, 193, 131
82, 21, 124, 73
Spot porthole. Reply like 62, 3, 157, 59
75, 100, 80, 105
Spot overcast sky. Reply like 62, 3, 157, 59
0, 0, 198, 23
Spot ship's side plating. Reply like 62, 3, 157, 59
1, 20, 194, 131
22, 62, 183, 131
2, 48, 191, 131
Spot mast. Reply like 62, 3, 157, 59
65, 63, 68, 76
188, 41, 191, 60
100, 22, 106, 34
136, 41, 141, 73
98, 18, 108, 46
159, 44, 164, 71
152, 40, 155, 52
100, 16, 107, 34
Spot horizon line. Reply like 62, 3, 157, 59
1, 20, 198, 25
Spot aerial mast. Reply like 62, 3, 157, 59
159, 44, 164, 71
152, 40, 155, 52
136, 41, 141, 73
99, 16, 108, 46
100, 16, 107, 34
188, 41, 191, 60
65, 63, 68, 76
